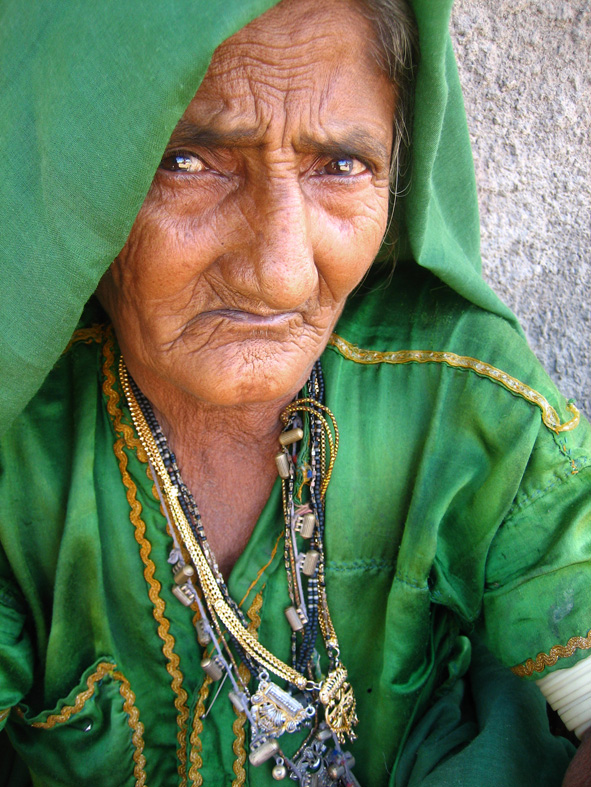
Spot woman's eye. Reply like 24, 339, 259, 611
320, 157, 367, 177
159, 153, 206, 173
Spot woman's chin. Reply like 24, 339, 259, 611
171, 355, 317, 410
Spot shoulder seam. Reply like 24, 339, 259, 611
328, 333, 580, 435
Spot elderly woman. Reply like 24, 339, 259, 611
1, 0, 591, 785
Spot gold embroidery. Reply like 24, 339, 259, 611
20, 662, 147, 786
231, 591, 264, 787
28, 661, 116, 728
231, 663, 251, 787
114, 669, 148, 787
511, 629, 591, 677
102, 334, 189, 786
0, 708, 11, 723
187, 591, 264, 787
238, 532, 283, 608
63, 324, 108, 354
188, 677, 212, 786
328, 333, 581, 434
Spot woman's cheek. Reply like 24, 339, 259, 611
312, 197, 389, 296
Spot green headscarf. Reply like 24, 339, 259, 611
0, 0, 517, 435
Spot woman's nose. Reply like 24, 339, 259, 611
233, 177, 318, 310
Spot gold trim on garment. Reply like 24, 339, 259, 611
63, 324, 108, 354
187, 590, 266, 786
102, 332, 190, 786
238, 532, 283, 608
187, 677, 212, 787
511, 629, 591, 677
26, 661, 116, 728
232, 590, 265, 787
18, 662, 147, 786
0, 708, 10, 723
328, 333, 581, 434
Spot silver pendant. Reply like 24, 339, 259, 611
251, 678, 315, 738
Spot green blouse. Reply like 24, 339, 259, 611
1, 267, 589, 785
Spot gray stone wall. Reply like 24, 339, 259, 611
450, 1, 591, 418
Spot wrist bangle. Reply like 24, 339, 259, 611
537, 654, 591, 739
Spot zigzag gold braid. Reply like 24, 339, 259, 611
104, 340, 190, 785
114, 669, 148, 787
232, 590, 264, 787
188, 590, 266, 785
188, 676, 213, 786
22, 662, 148, 787
120, 359, 311, 692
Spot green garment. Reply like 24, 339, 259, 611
1, 271, 589, 785
0, 266, 591, 787
1, 0, 590, 785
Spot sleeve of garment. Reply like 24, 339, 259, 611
480, 413, 591, 680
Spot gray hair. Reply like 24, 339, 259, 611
358, 0, 419, 188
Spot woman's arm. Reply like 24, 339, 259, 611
563, 729, 591, 787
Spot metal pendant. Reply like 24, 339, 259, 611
318, 668, 358, 743
251, 678, 315, 738
289, 725, 361, 786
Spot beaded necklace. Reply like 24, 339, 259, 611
120, 358, 359, 786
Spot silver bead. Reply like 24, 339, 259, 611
228, 691, 247, 713
279, 428, 304, 447
201, 655, 223, 681
275, 451, 291, 479
328, 763, 345, 780
299, 513, 316, 539
284, 606, 306, 631
173, 563, 195, 585
172, 583, 193, 606
272, 764, 287, 780
302, 550, 320, 576
249, 739, 279, 766
195, 618, 211, 647
315, 724, 333, 741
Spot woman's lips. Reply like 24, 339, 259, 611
201, 308, 297, 326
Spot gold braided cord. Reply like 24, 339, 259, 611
120, 359, 311, 692
103, 338, 189, 786
328, 333, 581, 434
281, 399, 339, 496
511, 629, 591, 677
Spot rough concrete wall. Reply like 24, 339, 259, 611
450, 1, 591, 418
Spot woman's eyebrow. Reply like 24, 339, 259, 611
166, 120, 390, 167
165, 119, 262, 150
298, 132, 391, 168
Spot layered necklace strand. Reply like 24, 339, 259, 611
119, 358, 359, 786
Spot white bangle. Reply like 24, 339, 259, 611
537, 654, 591, 739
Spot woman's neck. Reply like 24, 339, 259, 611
128, 362, 296, 578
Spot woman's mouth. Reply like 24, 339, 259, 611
201, 308, 298, 327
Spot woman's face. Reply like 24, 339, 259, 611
98, 0, 395, 408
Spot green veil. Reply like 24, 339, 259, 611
0, 0, 518, 435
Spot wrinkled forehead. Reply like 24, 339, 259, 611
178, 0, 392, 144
